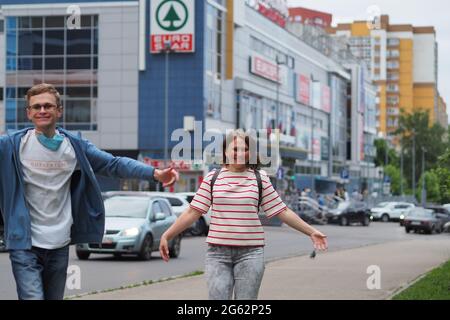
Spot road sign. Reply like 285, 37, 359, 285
277, 167, 284, 180
150, 0, 195, 53
341, 169, 349, 179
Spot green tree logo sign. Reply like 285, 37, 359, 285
156, 0, 189, 32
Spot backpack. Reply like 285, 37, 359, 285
210, 168, 263, 209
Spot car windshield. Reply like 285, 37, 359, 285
374, 202, 389, 208
409, 209, 434, 218
104, 197, 149, 219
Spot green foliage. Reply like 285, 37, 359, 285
417, 171, 441, 204
383, 165, 406, 196
431, 167, 450, 204
395, 110, 446, 188
393, 260, 450, 300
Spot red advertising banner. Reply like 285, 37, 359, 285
250, 55, 280, 83
322, 85, 331, 113
296, 74, 310, 106
151, 34, 194, 53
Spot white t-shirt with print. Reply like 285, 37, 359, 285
20, 129, 78, 249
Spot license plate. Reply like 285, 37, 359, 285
102, 237, 113, 244
411, 221, 421, 226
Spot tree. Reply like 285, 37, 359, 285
394, 110, 446, 190
374, 139, 399, 168
417, 171, 440, 204
431, 167, 450, 204
383, 165, 406, 196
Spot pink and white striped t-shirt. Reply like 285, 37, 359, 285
190, 168, 287, 247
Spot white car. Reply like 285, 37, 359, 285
370, 202, 415, 222
177, 192, 210, 236
146, 192, 190, 217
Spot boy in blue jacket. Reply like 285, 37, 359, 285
0, 83, 178, 300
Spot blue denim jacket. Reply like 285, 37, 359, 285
0, 127, 155, 250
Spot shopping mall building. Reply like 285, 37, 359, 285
0, 0, 378, 194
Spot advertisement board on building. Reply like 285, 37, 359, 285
313, 138, 321, 161
250, 54, 287, 84
295, 74, 310, 106
322, 85, 331, 113
245, 0, 289, 28
150, 0, 195, 53
359, 114, 365, 161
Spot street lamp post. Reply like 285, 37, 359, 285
421, 147, 427, 206
400, 140, 404, 196
310, 74, 319, 197
163, 40, 171, 191
412, 130, 416, 200
275, 55, 286, 191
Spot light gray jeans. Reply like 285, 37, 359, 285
205, 245, 265, 300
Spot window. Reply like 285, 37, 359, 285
5, 15, 98, 131
166, 197, 183, 207
205, 3, 225, 120
387, 96, 399, 105
387, 50, 399, 58
387, 61, 399, 69
160, 201, 172, 217
387, 38, 400, 46
152, 202, 163, 215
250, 37, 295, 69
387, 84, 399, 92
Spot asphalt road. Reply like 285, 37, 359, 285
0, 222, 446, 299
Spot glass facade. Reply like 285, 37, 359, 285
204, 2, 225, 120
5, 15, 98, 131
330, 74, 348, 163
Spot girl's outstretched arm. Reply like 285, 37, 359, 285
159, 207, 203, 262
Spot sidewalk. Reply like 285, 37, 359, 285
74, 237, 450, 300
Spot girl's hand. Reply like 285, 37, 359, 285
310, 231, 328, 251
159, 235, 170, 262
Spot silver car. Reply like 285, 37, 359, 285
76, 192, 181, 260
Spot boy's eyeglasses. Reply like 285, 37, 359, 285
27, 103, 58, 112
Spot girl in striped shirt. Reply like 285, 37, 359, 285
160, 130, 327, 300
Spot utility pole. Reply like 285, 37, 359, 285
162, 39, 172, 191
421, 147, 426, 206
412, 130, 416, 201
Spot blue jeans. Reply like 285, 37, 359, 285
205, 245, 265, 300
9, 245, 70, 300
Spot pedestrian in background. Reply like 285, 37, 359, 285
159, 130, 327, 300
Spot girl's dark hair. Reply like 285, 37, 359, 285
222, 130, 261, 170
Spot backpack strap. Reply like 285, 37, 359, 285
210, 168, 222, 205
254, 169, 263, 210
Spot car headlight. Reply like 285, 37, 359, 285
121, 227, 140, 237
400, 214, 405, 220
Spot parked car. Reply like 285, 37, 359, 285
177, 192, 210, 236
75, 192, 181, 260
425, 205, 450, 223
0, 210, 6, 252
404, 207, 446, 234
399, 210, 413, 226
326, 201, 372, 226
444, 221, 450, 233
371, 202, 415, 222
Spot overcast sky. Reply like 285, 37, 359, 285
286, 0, 450, 124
